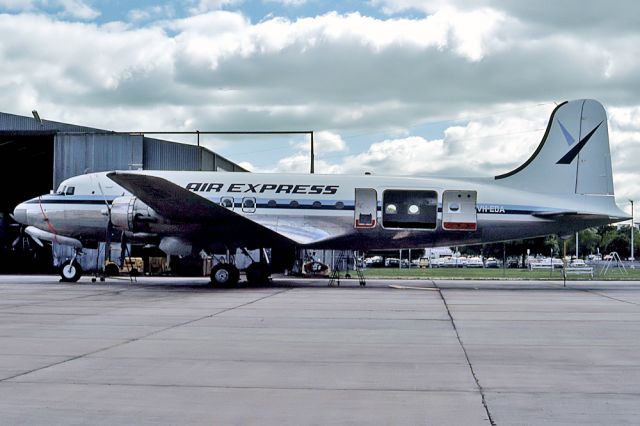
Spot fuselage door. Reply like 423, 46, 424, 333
354, 188, 377, 228
442, 190, 477, 231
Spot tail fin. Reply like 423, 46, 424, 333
495, 99, 613, 196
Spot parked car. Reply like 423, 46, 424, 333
485, 257, 499, 268
385, 258, 400, 267
364, 256, 384, 267
570, 258, 587, 267
440, 257, 466, 268
466, 257, 483, 268
507, 260, 520, 268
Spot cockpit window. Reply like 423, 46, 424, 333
65, 186, 75, 195
56, 185, 67, 195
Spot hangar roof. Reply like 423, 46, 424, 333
0, 111, 247, 176
0, 111, 103, 134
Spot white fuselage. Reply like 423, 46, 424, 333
13, 170, 624, 252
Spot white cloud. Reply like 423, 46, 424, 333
0, 5, 639, 203
189, 0, 243, 14
264, 0, 308, 6
128, 5, 175, 22
58, 0, 99, 20
0, 0, 99, 19
293, 131, 346, 153
0, 0, 34, 10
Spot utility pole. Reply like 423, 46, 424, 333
631, 200, 635, 263
310, 131, 314, 174
576, 232, 579, 258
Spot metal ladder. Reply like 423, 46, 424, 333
328, 251, 366, 287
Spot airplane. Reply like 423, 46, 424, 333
12, 99, 631, 284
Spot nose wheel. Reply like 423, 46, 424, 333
60, 260, 83, 282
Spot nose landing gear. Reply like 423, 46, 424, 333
60, 249, 83, 283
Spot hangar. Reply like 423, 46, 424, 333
0, 111, 246, 273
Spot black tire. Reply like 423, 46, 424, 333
104, 263, 120, 277
60, 260, 83, 283
246, 262, 271, 285
210, 263, 240, 286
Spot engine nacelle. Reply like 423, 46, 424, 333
111, 196, 162, 232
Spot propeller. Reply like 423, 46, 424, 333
8, 221, 41, 250
97, 180, 115, 262
120, 231, 128, 266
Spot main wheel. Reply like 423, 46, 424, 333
104, 262, 120, 277
246, 262, 271, 285
210, 263, 240, 286
60, 260, 83, 283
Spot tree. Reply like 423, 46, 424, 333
566, 228, 601, 257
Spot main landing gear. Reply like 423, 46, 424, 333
210, 263, 240, 286
245, 262, 270, 285
209, 248, 271, 286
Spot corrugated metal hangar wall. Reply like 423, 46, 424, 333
52, 134, 245, 189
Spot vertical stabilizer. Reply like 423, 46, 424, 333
495, 99, 613, 196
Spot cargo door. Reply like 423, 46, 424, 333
354, 188, 377, 228
442, 190, 477, 231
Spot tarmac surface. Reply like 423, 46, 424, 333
1, 275, 640, 425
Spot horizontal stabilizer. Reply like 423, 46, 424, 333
532, 211, 629, 222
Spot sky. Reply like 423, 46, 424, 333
0, 0, 639, 214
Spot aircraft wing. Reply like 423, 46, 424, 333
106, 172, 296, 248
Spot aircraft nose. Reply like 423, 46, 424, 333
12, 203, 28, 225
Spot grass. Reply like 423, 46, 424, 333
359, 266, 640, 280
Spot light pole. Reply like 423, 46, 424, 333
631, 200, 635, 263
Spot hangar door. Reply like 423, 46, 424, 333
442, 190, 477, 231
53, 133, 143, 188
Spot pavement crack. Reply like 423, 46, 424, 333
576, 288, 640, 306
433, 281, 496, 426
0, 287, 292, 383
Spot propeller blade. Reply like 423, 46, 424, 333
30, 234, 44, 247
97, 181, 111, 213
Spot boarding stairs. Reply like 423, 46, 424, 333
328, 251, 366, 287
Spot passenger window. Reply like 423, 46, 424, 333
220, 197, 234, 210
242, 197, 256, 213
385, 204, 397, 214
448, 203, 460, 213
